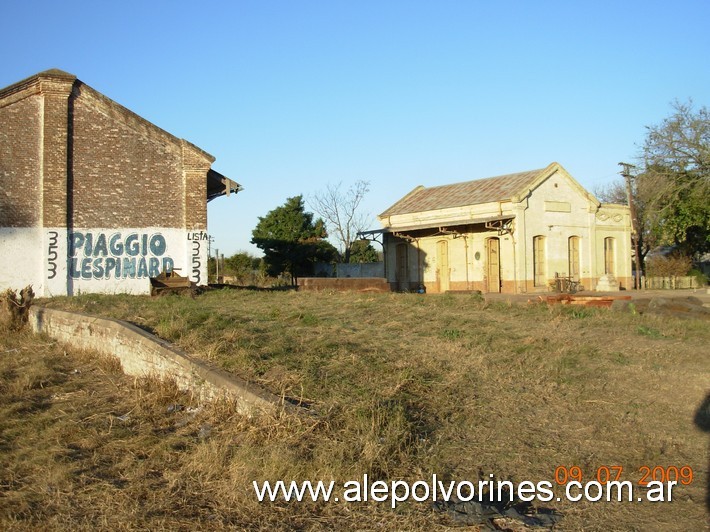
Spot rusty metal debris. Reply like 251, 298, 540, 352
537, 294, 632, 308
150, 270, 197, 297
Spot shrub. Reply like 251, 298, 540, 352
0, 286, 34, 331
688, 268, 709, 287
645, 254, 692, 277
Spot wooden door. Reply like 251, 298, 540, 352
437, 240, 449, 293
486, 238, 500, 293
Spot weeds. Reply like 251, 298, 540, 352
441, 328, 462, 340
568, 307, 594, 319
637, 325, 664, 338
4, 290, 708, 529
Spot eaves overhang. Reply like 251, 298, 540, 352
207, 169, 243, 202
360, 213, 515, 238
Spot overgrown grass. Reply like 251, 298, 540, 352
2, 289, 709, 530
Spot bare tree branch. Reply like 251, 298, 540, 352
309, 181, 371, 263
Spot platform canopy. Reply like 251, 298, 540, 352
207, 169, 242, 202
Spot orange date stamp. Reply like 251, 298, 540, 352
554, 465, 694, 486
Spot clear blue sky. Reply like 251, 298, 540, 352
3, 1, 709, 257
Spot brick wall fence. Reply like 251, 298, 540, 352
297, 277, 391, 292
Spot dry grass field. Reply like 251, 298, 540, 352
2, 288, 709, 530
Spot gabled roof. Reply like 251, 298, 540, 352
379, 169, 541, 217
379, 162, 596, 217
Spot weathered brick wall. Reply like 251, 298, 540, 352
71, 83, 195, 229
0, 94, 42, 227
1, 72, 211, 232
182, 140, 211, 231
40, 75, 75, 228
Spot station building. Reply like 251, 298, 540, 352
376, 162, 632, 293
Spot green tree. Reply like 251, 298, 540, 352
348, 239, 380, 263
251, 196, 336, 284
637, 100, 710, 258
224, 252, 259, 280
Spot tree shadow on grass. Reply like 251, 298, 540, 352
693, 391, 710, 512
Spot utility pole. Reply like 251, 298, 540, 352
215, 247, 220, 281
619, 162, 642, 290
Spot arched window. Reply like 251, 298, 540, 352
533, 236, 546, 287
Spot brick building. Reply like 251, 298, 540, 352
375, 162, 632, 293
0, 69, 240, 296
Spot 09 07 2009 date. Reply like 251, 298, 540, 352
553, 465, 693, 486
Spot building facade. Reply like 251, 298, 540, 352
0, 69, 239, 296
376, 163, 632, 293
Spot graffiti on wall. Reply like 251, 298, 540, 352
188, 231, 209, 284
68, 232, 174, 280
47, 231, 59, 280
